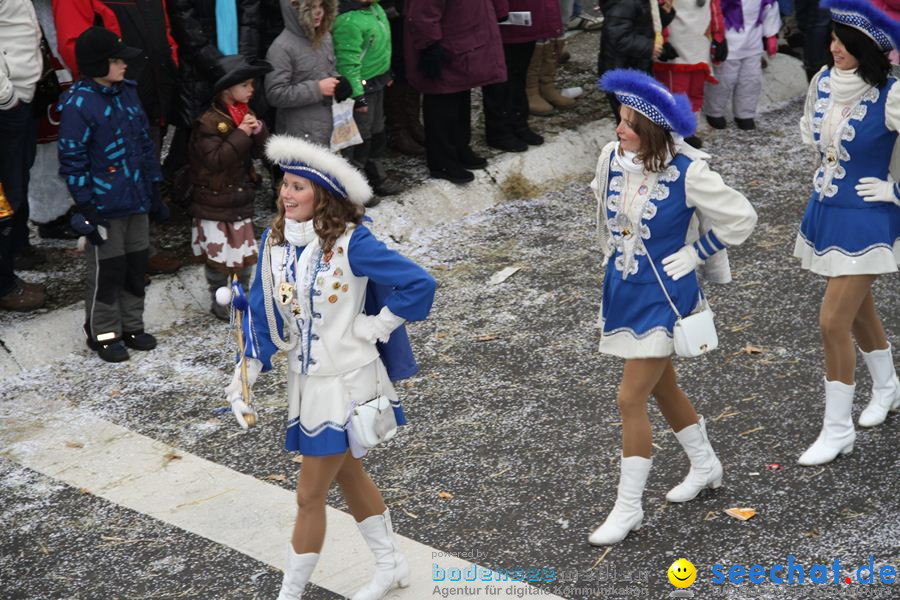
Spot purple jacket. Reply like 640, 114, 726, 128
499, 0, 562, 44
404, 0, 509, 94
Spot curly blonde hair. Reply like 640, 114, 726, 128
269, 179, 365, 254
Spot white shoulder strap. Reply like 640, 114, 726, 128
592, 143, 616, 257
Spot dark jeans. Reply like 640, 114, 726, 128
795, 0, 831, 76
422, 90, 472, 172
483, 42, 536, 142
0, 102, 38, 295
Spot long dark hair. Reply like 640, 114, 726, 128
829, 23, 891, 88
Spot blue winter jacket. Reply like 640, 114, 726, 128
57, 78, 161, 219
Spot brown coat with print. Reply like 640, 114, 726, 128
189, 104, 269, 221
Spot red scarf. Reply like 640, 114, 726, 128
226, 101, 250, 126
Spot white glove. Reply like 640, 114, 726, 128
662, 245, 704, 281
856, 176, 900, 206
224, 358, 262, 429
229, 398, 258, 429
353, 306, 406, 344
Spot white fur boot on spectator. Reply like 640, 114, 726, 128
798, 379, 856, 466
858, 344, 900, 427
351, 509, 410, 600
588, 455, 652, 546
277, 546, 318, 600
666, 416, 723, 502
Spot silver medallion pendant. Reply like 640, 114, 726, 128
614, 213, 634, 238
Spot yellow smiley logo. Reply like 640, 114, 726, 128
668, 558, 697, 588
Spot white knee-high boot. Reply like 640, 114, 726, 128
277, 545, 319, 600
665, 415, 723, 503
588, 455, 652, 546
798, 379, 856, 466
858, 344, 900, 427
351, 509, 410, 600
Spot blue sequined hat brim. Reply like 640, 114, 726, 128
616, 92, 673, 132
280, 163, 348, 200
598, 69, 697, 137
821, 0, 900, 51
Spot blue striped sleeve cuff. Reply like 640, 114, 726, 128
693, 230, 727, 259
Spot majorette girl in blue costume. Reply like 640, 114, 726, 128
224, 134, 436, 600
794, 0, 900, 467
588, 69, 757, 545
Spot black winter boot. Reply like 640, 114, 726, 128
123, 330, 157, 351
706, 115, 727, 129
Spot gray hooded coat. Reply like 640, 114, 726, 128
265, 0, 339, 145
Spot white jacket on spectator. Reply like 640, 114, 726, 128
0, 0, 42, 110
724, 0, 781, 61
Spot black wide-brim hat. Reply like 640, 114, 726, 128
210, 55, 273, 96
75, 27, 142, 78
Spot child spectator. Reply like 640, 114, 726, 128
653, 0, 727, 148
188, 55, 271, 321
58, 27, 163, 362
333, 0, 403, 199
265, 0, 346, 146
703, 0, 781, 130
164, 0, 263, 207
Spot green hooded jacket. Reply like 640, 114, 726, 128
332, 0, 392, 99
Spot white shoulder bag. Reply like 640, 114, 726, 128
347, 367, 398, 452
644, 246, 718, 357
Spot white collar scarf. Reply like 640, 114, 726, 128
613, 142, 646, 174
829, 67, 872, 104
284, 219, 317, 247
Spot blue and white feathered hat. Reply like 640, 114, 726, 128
598, 69, 696, 138
266, 135, 372, 205
821, 0, 900, 52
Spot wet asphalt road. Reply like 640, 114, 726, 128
2, 97, 899, 600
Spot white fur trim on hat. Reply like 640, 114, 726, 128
265, 135, 373, 205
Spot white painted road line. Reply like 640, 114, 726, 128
0, 391, 563, 599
